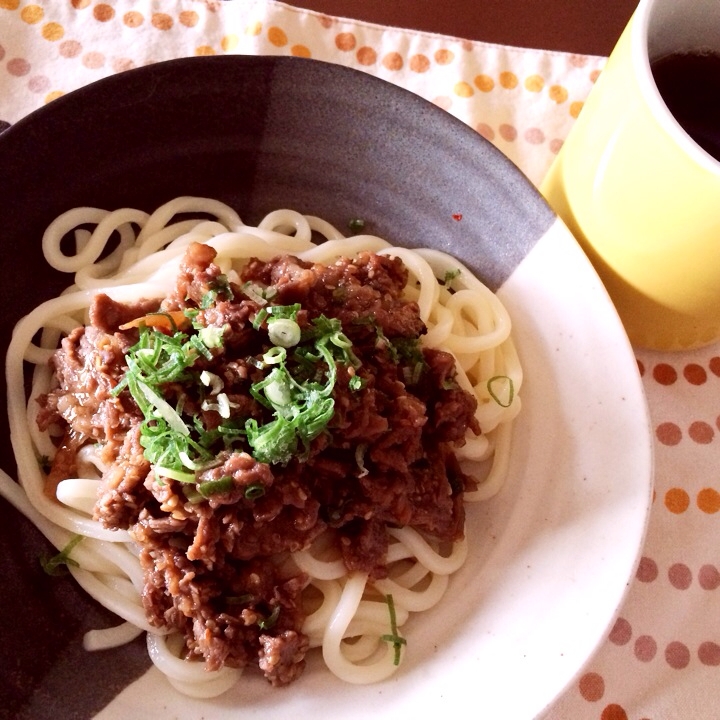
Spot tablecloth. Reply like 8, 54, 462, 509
1, 2, 718, 718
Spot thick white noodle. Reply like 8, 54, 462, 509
321, 573, 401, 684
43, 207, 148, 273
386, 527, 468, 575
56, 478, 102, 515
69, 566, 155, 632
147, 632, 243, 698
293, 549, 347, 581
373, 573, 449, 613
298, 235, 390, 263
302, 579, 343, 647
83, 622, 144, 651
1, 197, 521, 696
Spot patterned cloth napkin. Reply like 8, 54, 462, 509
2, 2, 718, 718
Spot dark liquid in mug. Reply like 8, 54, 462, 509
651, 51, 720, 162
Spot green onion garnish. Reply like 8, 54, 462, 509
244, 482, 266, 500
41, 534, 83, 576
268, 318, 302, 348
380, 594, 406, 665
487, 375, 515, 408
443, 268, 461, 285
113, 284, 363, 478
257, 605, 281, 630
197, 475, 234, 498
348, 218, 365, 234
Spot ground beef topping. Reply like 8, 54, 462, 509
38, 243, 480, 686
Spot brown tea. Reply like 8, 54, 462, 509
651, 51, 720, 162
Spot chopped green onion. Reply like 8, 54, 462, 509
443, 268, 461, 285
188, 333, 213, 361
202, 392, 235, 419
199, 292, 215, 309
264, 376, 293, 409
41, 534, 83, 576
268, 318, 301, 348
155, 465, 196, 483
348, 375, 364, 391
226, 593, 254, 606
252, 307, 269, 330
217, 421, 245, 437
182, 485, 204, 504
245, 415, 298, 465
198, 325, 226, 349
244, 313, 361, 464
487, 375, 515, 408
177, 450, 207, 472
348, 218, 365, 234
268, 304, 301, 319
262, 346, 287, 365
136, 380, 189, 436
257, 605, 281, 630
253, 303, 300, 330
197, 475, 234, 498
242, 282, 269, 306
380, 594, 406, 665
115, 285, 364, 473
244, 482, 266, 500
200, 274, 234, 309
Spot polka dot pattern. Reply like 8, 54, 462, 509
698, 642, 720, 666
356, 46, 376, 66
668, 563, 692, 589
7, 58, 31, 76
579, 672, 605, 701
20, 5, 43, 24
563, 345, 720, 719
665, 642, 691, 669
474, 73, 495, 92
699, 565, 720, 590
409, 54, 430, 73
635, 635, 657, 662
2, 4, 718, 719
609, 617, 632, 646
0, 0, 595, 184
435, 49, 454, 65
93, 5, 114, 22
601, 706, 629, 720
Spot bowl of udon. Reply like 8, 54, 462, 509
0, 56, 652, 720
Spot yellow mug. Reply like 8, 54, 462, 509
541, 0, 720, 350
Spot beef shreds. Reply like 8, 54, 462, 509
38, 243, 481, 687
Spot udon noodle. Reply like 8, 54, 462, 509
0, 197, 522, 697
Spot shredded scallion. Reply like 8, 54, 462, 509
197, 475, 234, 498
268, 318, 301, 348
40, 534, 83, 576
487, 375, 515, 408
380, 594, 406, 665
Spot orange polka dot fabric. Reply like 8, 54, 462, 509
0, 0, 602, 186
2, 2, 718, 718
545, 345, 720, 720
